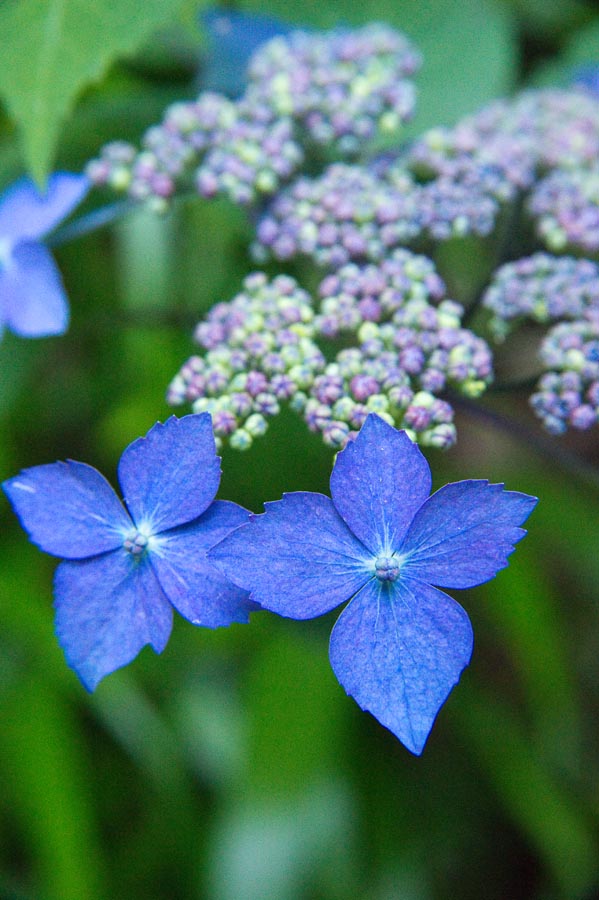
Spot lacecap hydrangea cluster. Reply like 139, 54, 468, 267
254, 86, 599, 268
88, 17, 599, 443
167, 252, 493, 449
483, 253, 599, 340
483, 254, 599, 433
483, 253, 599, 434
87, 23, 420, 210
531, 310, 599, 434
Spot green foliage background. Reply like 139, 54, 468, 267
1, 1, 599, 898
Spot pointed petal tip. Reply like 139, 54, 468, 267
64, 639, 166, 694
355, 413, 417, 443
329, 579, 472, 756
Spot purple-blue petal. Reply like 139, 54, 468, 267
3, 461, 132, 559
401, 480, 538, 588
117, 414, 221, 534
54, 550, 173, 691
150, 500, 259, 627
1, 242, 69, 337
209, 491, 371, 619
329, 577, 473, 755
330, 415, 432, 555
0, 173, 89, 241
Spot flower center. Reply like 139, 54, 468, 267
374, 554, 401, 582
123, 529, 151, 558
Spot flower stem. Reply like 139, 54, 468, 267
48, 199, 137, 247
450, 391, 599, 492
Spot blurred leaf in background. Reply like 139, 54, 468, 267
0, 0, 196, 184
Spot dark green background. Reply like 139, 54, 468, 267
1, 1, 599, 898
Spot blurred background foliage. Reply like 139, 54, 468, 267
1, 1, 599, 898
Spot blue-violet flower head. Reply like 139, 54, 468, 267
210, 414, 536, 755
2, 413, 256, 690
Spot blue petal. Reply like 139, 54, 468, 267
401, 481, 538, 588
329, 577, 473, 755
151, 500, 259, 627
1, 242, 69, 337
3, 461, 132, 558
54, 550, 173, 691
572, 64, 599, 97
210, 492, 370, 619
0, 173, 89, 241
330, 415, 432, 556
117, 414, 221, 534
201, 7, 291, 96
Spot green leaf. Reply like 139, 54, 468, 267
0, 0, 190, 184
399, 0, 517, 131
480, 544, 583, 774
0, 680, 104, 900
453, 681, 599, 899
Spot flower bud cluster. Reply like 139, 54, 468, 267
528, 167, 599, 254
310, 315, 491, 447
254, 151, 508, 268
482, 253, 599, 339
462, 88, 599, 171
397, 89, 599, 249
87, 94, 237, 209
88, 93, 303, 209
245, 23, 420, 155
298, 254, 493, 448
168, 253, 493, 450
315, 248, 446, 337
254, 163, 422, 267
531, 310, 599, 433
195, 102, 303, 205
88, 23, 420, 210
167, 273, 325, 448
417, 177, 499, 240
406, 126, 536, 204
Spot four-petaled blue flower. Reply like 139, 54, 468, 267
0, 172, 89, 339
210, 414, 537, 755
2, 413, 256, 690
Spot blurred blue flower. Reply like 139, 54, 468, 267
572, 64, 599, 97
211, 414, 537, 754
201, 6, 291, 96
3, 414, 256, 690
0, 172, 89, 339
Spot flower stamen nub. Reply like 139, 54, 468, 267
374, 554, 401, 582
124, 530, 150, 557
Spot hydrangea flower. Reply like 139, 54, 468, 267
529, 167, 599, 254
531, 310, 599, 433
210, 415, 536, 754
482, 253, 599, 340
0, 173, 89, 339
2, 414, 256, 690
